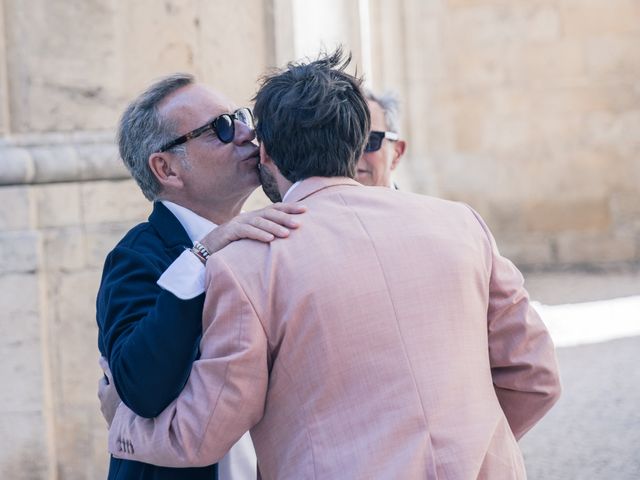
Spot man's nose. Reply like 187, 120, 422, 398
234, 120, 256, 144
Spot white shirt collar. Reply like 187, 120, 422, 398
161, 200, 216, 243
282, 181, 303, 203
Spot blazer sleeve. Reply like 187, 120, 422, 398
468, 208, 562, 440
107, 253, 269, 467
97, 245, 205, 418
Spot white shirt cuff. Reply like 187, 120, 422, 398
157, 249, 206, 300
218, 431, 257, 480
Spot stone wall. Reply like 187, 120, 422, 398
368, 0, 640, 267
0, 1, 274, 478
0, 0, 638, 478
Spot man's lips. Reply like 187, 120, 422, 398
357, 168, 371, 175
242, 149, 260, 162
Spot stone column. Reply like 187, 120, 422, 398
367, 0, 442, 195
0, 1, 276, 478
0, 184, 55, 479
0, 0, 9, 135
266, 0, 365, 70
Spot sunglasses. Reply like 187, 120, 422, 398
364, 130, 399, 153
158, 107, 254, 152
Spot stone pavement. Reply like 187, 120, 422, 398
520, 336, 640, 479
519, 269, 640, 479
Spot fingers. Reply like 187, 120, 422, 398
97, 376, 109, 401
250, 216, 292, 238
238, 223, 277, 243
269, 202, 307, 214
212, 203, 308, 247
98, 356, 113, 384
199, 227, 230, 254
258, 208, 304, 229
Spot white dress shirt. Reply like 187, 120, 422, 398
157, 200, 257, 480
159, 182, 303, 299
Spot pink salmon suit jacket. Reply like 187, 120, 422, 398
109, 176, 561, 479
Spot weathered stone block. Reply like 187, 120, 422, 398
0, 273, 44, 413
561, 0, 640, 37
445, 43, 507, 89
610, 191, 640, 232
526, 5, 560, 42
78, 143, 127, 181
0, 147, 34, 185
525, 198, 611, 234
403, 15, 444, 83
446, 0, 505, 9
90, 419, 110, 480
80, 180, 150, 225
484, 115, 531, 152
0, 271, 39, 322
55, 409, 107, 480
84, 222, 137, 269
584, 111, 640, 164
445, 3, 524, 47
0, 185, 34, 230
4, 0, 122, 133
34, 183, 82, 228
41, 226, 85, 271
477, 202, 526, 235
509, 40, 585, 85
451, 94, 490, 151
557, 232, 637, 264
0, 230, 39, 274
557, 150, 614, 201
497, 235, 555, 268
585, 36, 640, 80
198, 0, 270, 105
30, 145, 81, 184
47, 270, 101, 408
0, 412, 51, 480
0, 1, 7, 136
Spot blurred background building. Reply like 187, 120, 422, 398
0, 0, 638, 478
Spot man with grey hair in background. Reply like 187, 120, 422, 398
96, 73, 305, 480
356, 89, 407, 188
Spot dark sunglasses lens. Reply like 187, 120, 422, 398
236, 108, 254, 128
215, 115, 235, 143
364, 134, 382, 153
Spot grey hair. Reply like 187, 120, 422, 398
117, 73, 194, 201
365, 89, 401, 134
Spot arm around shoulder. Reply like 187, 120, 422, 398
97, 245, 205, 417
107, 252, 269, 467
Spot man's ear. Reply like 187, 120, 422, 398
148, 152, 184, 189
259, 143, 273, 166
390, 140, 406, 171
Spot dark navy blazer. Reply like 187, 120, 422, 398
96, 202, 217, 480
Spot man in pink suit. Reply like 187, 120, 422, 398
107, 49, 561, 479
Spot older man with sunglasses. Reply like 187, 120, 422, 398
96, 73, 305, 480
356, 90, 407, 188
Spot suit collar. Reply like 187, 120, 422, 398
148, 201, 192, 248
285, 176, 361, 203
161, 200, 216, 243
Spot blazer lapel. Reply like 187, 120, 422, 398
148, 202, 193, 256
